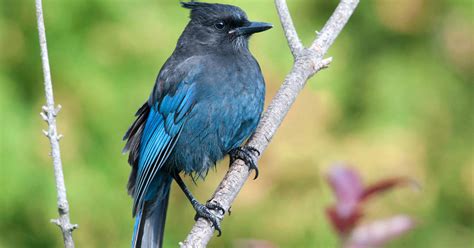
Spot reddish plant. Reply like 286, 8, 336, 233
326, 165, 418, 248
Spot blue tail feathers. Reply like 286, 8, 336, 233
131, 175, 172, 248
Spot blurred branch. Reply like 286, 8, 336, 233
35, 0, 77, 247
180, 0, 359, 247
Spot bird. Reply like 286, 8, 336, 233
122, 2, 272, 247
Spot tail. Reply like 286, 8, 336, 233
131, 177, 172, 248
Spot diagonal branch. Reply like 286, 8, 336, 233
180, 0, 359, 247
310, 0, 360, 55
275, 0, 304, 57
35, 0, 77, 247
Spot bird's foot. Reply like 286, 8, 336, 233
193, 200, 223, 236
230, 146, 260, 179
208, 200, 231, 216
206, 200, 226, 215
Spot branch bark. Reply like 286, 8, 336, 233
35, 0, 77, 247
180, 0, 359, 247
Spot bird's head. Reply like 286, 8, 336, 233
178, 1, 272, 52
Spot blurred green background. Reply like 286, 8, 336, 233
1, 0, 473, 247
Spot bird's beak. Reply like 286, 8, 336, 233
230, 21, 273, 36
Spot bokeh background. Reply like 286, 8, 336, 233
1, 0, 473, 247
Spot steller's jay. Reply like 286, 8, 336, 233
122, 2, 272, 247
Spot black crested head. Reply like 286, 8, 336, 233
177, 1, 272, 53
181, 2, 248, 26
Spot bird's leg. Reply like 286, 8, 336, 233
229, 146, 260, 179
172, 173, 225, 236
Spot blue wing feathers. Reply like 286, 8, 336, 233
131, 81, 196, 216
175, 88, 196, 122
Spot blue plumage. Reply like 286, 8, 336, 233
123, 2, 271, 247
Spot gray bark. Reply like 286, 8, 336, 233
35, 0, 77, 247
180, 0, 360, 246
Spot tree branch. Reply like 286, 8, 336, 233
180, 0, 359, 247
35, 0, 77, 247
310, 0, 360, 55
275, 0, 303, 58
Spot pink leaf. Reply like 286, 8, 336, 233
327, 165, 364, 219
345, 215, 416, 248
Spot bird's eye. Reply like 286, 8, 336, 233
214, 21, 225, 30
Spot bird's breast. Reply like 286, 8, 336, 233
168, 61, 265, 177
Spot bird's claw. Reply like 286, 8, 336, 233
193, 202, 223, 236
206, 200, 226, 215
230, 146, 260, 179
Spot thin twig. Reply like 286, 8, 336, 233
275, 0, 304, 57
35, 0, 77, 247
310, 0, 360, 55
180, 0, 359, 247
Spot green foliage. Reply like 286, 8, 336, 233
1, 0, 472, 247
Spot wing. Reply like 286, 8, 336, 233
123, 56, 205, 216
131, 81, 197, 215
